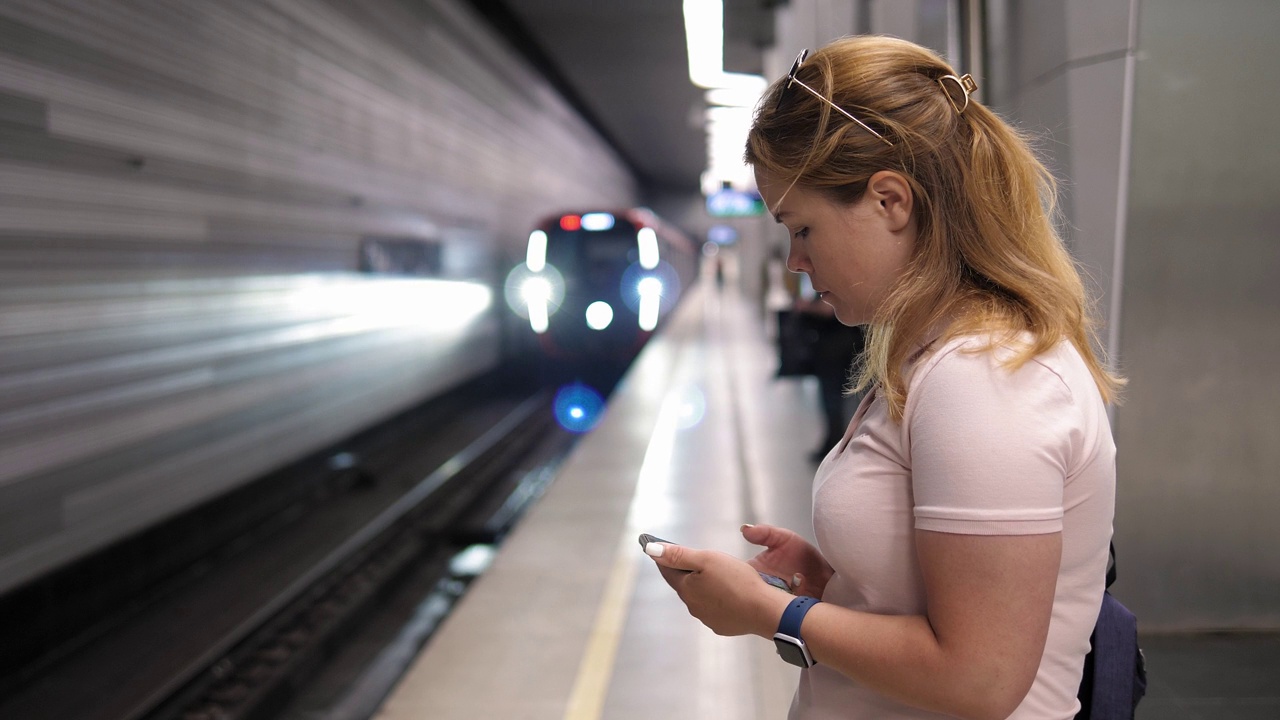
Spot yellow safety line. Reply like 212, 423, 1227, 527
561, 303, 692, 720
561, 533, 639, 720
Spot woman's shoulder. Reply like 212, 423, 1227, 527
907, 330, 1086, 402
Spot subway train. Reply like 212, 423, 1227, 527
0, 2, 645, 610
504, 208, 699, 371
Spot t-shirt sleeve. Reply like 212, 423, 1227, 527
907, 342, 1075, 535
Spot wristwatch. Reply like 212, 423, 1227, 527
773, 595, 821, 668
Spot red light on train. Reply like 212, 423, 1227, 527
559, 215, 582, 231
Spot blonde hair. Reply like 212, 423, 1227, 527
746, 35, 1123, 421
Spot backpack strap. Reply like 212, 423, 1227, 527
1076, 542, 1146, 720
1106, 541, 1117, 589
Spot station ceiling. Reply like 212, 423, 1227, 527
468, 0, 776, 197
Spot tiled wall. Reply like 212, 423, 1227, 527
0, 0, 638, 593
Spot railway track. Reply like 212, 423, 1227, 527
0, 377, 583, 720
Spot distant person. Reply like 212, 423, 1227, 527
762, 246, 796, 327
793, 294, 865, 463
644, 35, 1124, 719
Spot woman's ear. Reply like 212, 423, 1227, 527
866, 170, 914, 232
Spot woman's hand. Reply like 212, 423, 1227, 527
644, 542, 792, 638
741, 523, 833, 599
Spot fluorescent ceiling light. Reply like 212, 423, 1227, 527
705, 87, 762, 108
684, 0, 766, 195
683, 0, 767, 92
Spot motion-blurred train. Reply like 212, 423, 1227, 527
504, 208, 699, 368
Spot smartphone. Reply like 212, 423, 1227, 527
638, 533, 792, 593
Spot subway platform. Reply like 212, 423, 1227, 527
371, 280, 1280, 720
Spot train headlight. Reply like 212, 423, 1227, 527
521, 277, 552, 332
504, 263, 564, 334
585, 301, 614, 330
526, 230, 548, 272
636, 276, 663, 298
521, 276, 553, 303
637, 277, 662, 332
620, 260, 681, 332
581, 212, 615, 231
637, 227, 660, 269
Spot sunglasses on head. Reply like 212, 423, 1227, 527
775, 49, 893, 148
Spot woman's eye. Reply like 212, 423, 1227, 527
793, 227, 809, 240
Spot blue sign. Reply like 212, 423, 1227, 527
706, 189, 764, 217
707, 224, 738, 245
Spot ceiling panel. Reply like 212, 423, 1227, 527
468, 0, 775, 196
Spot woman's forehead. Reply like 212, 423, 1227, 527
753, 167, 784, 195
755, 168, 806, 215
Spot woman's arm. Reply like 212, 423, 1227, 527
649, 530, 1059, 720
795, 531, 1060, 720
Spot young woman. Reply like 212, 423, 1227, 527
645, 35, 1124, 720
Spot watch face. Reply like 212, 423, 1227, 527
774, 638, 811, 668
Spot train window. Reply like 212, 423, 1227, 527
582, 234, 636, 261
545, 227, 640, 274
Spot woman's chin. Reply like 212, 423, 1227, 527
832, 307, 863, 326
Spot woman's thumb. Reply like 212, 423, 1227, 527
741, 522, 777, 546
645, 541, 696, 571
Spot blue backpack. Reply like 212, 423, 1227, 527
1075, 544, 1147, 719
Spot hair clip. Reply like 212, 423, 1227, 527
938, 73, 978, 115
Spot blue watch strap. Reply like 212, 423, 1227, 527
777, 595, 820, 638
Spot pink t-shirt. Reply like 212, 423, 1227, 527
791, 334, 1115, 720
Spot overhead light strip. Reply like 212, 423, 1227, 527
682, 0, 766, 96
683, 0, 767, 195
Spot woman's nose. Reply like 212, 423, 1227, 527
786, 243, 811, 274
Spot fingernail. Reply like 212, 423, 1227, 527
645, 542, 664, 558
792, 574, 802, 587
740, 524, 754, 532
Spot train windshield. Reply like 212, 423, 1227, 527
545, 226, 640, 286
